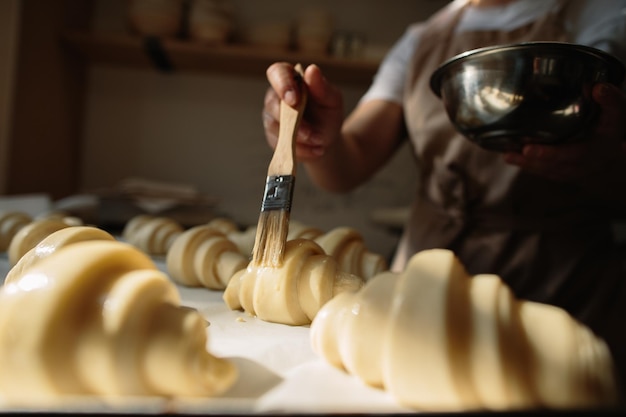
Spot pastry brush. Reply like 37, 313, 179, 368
252, 63, 308, 268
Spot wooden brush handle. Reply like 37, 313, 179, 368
267, 63, 308, 177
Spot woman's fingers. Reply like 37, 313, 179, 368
262, 87, 281, 148
303, 64, 344, 109
504, 83, 626, 181
263, 62, 345, 162
592, 83, 626, 142
266, 62, 305, 107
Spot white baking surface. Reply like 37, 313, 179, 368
0, 251, 412, 415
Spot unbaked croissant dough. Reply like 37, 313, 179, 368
287, 220, 323, 240
205, 218, 257, 258
0, 240, 237, 402
221, 220, 386, 279
7, 218, 72, 266
0, 211, 32, 252
225, 226, 256, 258
5, 226, 116, 284
310, 248, 617, 411
122, 214, 184, 256
35, 210, 84, 226
223, 238, 366, 326
207, 219, 324, 260
215, 220, 325, 259
206, 217, 240, 235
313, 227, 387, 279
166, 224, 248, 290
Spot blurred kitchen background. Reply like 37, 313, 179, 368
0, 0, 450, 260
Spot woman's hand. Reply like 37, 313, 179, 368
262, 62, 406, 193
503, 83, 626, 185
262, 62, 345, 162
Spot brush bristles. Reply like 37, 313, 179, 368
252, 210, 290, 268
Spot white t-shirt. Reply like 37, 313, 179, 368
361, 0, 626, 104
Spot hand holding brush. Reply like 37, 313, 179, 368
252, 63, 308, 268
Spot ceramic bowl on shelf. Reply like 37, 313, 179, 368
429, 42, 625, 152
127, 0, 185, 38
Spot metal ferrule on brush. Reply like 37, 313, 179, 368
260, 175, 294, 212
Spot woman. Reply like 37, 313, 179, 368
262, 0, 626, 394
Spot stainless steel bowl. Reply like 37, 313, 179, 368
430, 42, 625, 152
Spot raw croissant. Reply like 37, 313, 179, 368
223, 220, 386, 279
205, 218, 256, 258
0, 211, 32, 252
223, 238, 365, 326
216, 220, 325, 259
5, 226, 116, 284
287, 220, 323, 240
205, 218, 324, 256
224, 226, 256, 258
7, 218, 72, 266
166, 224, 248, 290
35, 210, 84, 227
206, 217, 240, 235
0, 240, 237, 402
122, 214, 184, 255
313, 227, 387, 279
310, 249, 617, 411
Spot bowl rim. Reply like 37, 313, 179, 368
429, 41, 626, 97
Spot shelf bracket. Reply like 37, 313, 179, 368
142, 36, 174, 73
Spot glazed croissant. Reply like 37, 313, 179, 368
0, 211, 32, 252
223, 238, 366, 326
7, 218, 72, 266
221, 220, 386, 279
166, 224, 248, 290
122, 214, 184, 256
0, 240, 237, 402
5, 226, 116, 284
209, 219, 324, 260
310, 249, 617, 411
35, 210, 84, 226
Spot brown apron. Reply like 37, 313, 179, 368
395, 0, 626, 391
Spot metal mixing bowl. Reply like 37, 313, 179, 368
430, 42, 625, 152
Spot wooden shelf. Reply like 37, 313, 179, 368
62, 31, 380, 85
